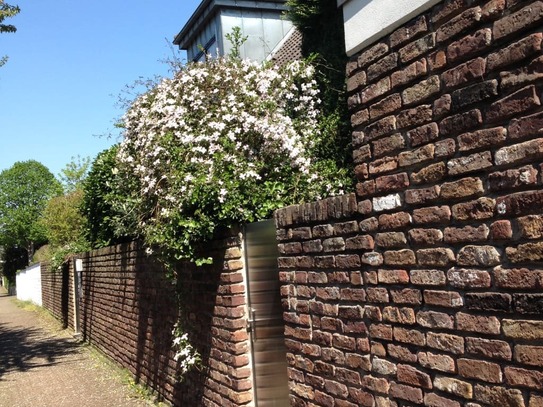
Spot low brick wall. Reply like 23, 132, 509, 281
275, 0, 543, 406
76, 237, 252, 406
41, 262, 73, 329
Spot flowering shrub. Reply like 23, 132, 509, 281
116, 56, 350, 263
171, 322, 201, 377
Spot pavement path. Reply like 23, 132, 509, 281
0, 286, 159, 407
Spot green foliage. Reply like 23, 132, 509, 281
59, 155, 91, 193
1, 244, 27, 285
224, 26, 248, 60
0, 1, 20, 67
115, 57, 351, 264
0, 160, 62, 259
81, 145, 138, 249
285, 0, 352, 170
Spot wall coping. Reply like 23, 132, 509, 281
339, 0, 442, 56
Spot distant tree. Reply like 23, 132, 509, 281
0, 1, 20, 67
58, 155, 90, 193
0, 160, 62, 261
0, 244, 26, 285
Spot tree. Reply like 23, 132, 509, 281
0, 160, 62, 261
58, 155, 90, 193
0, 1, 20, 67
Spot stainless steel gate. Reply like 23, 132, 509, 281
244, 220, 289, 407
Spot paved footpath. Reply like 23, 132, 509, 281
0, 287, 158, 407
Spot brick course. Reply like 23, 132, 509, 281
277, 0, 543, 405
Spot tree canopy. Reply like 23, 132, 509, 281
0, 160, 62, 259
0, 1, 20, 67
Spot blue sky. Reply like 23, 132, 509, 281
0, 0, 201, 178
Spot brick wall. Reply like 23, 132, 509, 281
41, 234, 252, 407
275, 1, 543, 406
41, 262, 73, 329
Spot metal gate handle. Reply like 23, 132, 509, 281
247, 308, 256, 341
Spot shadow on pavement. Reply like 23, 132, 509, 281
0, 322, 82, 381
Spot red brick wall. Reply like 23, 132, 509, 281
42, 236, 252, 407
41, 262, 74, 330
275, 1, 543, 406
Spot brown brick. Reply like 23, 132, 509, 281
442, 57, 486, 89
376, 172, 409, 193
474, 384, 525, 407
349, 388, 374, 407
487, 32, 543, 72
391, 58, 427, 88
369, 156, 398, 175
440, 108, 483, 136
497, 190, 543, 216
503, 319, 543, 340
458, 127, 507, 152
490, 219, 513, 240
401, 75, 440, 105
375, 232, 407, 248
489, 165, 539, 193
417, 248, 455, 267
405, 186, 440, 205
369, 323, 393, 341
457, 245, 501, 266
434, 376, 473, 398
501, 55, 543, 90
447, 268, 492, 288
424, 393, 461, 407
369, 93, 402, 120
418, 351, 456, 372
388, 344, 417, 363
383, 250, 416, 266
394, 327, 426, 346
378, 269, 409, 284
410, 162, 446, 185
495, 138, 543, 166
467, 337, 512, 361
452, 197, 495, 221
360, 77, 391, 105
507, 241, 543, 263
407, 122, 439, 147
366, 287, 390, 303
440, 177, 484, 200
408, 228, 443, 246
367, 53, 398, 82
398, 144, 435, 167
482, 0, 506, 20
447, 151, 493, 175
379, 212, 412, 230
417, 310, 454, 329
413, 206, 451, 224
433, 93, 452, 118
435, 138, 457, 158
345, 235, 374, 250
397, 104, 433, 129
424, 290, 463, 308
390, 288, 422, 305
390, 15, 428, 48
358, 42, 389, 69
456, 312, 502, 334
410, 269, 446, 286
427, 332, 465, 354
509, 110, 543, 141
347, 70, 367, 93
397, 364, 432, 389
437, 6, 482, 43
366, 115, 397, 140
431, 0, 472, 24
447, 28, 492, 63
505, 366, 543, 390
515, 345, 543, 367
458, 359, 503, 383
493, 1, 543, 41
518, 215, 543, 239
451, 80, 498, 111
515, 293, 543, 314
383, 306, 416, 325
399, 33, 436, 63
351, 108, 369, 126
487, 85, 541, 123
444, 224, 489, 244
494, 266, 543, 289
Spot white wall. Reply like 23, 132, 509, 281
339, 0, 442, 56
16, 263, 42, 306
